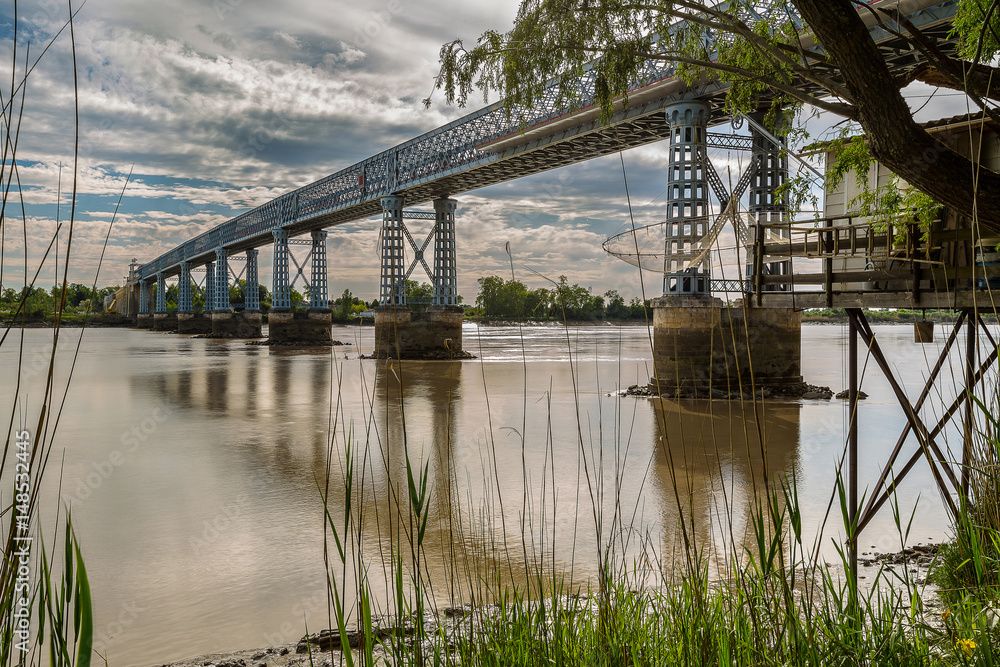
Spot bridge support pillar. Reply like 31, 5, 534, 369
205, 260, 215, 314
266, 229, 330, 342
176, 261, 212, 333
663, 101, 711, 297
374, 195, 468, 359
649, 297, 801, 396
245, 249, 260, 312
178, 261, 193, 313
309, 230, 329, 309
153, 271, 177, 331
136, 279, 152, 328
748, 110, 789, 286
208, 248, 249, 337
234, 248, 264, 338
271, 229, 291, 310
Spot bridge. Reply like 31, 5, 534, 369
124, 0, 961, 353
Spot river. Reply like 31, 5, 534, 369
0, 322, 980, 664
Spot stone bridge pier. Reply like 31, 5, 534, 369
136, 279, 153, 328
205, 247, 263, 338
268, 228, 333, 343
374, 195, 467, 359
651, 102, 800, 394
153, 271, 177, 331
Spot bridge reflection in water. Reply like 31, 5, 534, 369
139, 345, 806, 606
91, 325, 867, 663
650, 398, 800, 577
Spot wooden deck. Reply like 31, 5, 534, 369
746, 213, 1000, 310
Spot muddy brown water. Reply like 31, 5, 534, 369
0, 322, 982, 664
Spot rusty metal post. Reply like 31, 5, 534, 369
848, 308, 860, 609
963, 310, 976, 500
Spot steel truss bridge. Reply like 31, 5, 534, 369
134, 0, 961, 282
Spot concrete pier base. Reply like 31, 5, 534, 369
236, 311, 263, 338
136, 313, 153, 329
177, 312, 212, 335
374, 305, 468, 359
208, 310, 262, 338
153, 312, 177, 331
650, 296, 801, 395
268, 309, 333, 344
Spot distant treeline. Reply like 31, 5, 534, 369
468, 275, 650, 321
802, 308, 1000, 323
1, 284, 120, 319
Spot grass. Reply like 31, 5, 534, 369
306, 295, 1000, 667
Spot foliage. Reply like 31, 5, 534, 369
429, 1, 814, 128
333, 288, 367, 322
405, 280, 434, 301
952, 0, 1000, 63
802, 308, 986, 324
823, 130, 942, 235
228, 280, 269, 309
474, 275, 646, 321
23, 287, 55, 318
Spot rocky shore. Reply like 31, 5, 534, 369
621, 381, 837, 400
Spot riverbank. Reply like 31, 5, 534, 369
139, 543, 947, 667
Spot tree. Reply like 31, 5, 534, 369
476, 275, 529, 318
405, 280, 435, 301
337, 288, 354, 319
290, 287, 305, 309
604, 289, 627, 319
23, 288, 54, 318
432, 0, 1000, 232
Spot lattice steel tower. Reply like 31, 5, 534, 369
663, 101, 711, 296
380, 195, 406, 307
748, 111, 789, 285
432, 197, 458, 306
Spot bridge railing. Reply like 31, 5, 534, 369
137, 47, 688, 280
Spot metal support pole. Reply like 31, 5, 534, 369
433, 197, 458, 306
848, 308, 859, 605
245, 249, 260, 311
310, 230, 329, 309
178, 261, 192, 313
213, 248, 230, 312
380, 195, 406, 307
272, 229, 291, 310
155, 272, 166, 313
138, 279, 149, 314
963, 310, 977, 500
205, 261, 215, 312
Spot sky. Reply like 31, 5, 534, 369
0, 0, 974, 303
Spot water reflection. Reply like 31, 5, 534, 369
0, 325, 957, 665
651, 398, 801, 570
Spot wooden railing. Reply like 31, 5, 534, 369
749, 213, 988, 306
